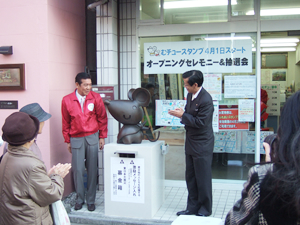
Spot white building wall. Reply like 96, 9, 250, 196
96, 0, 138, 142
96, 0, 139, 143
120, 0, 138, 98
96, 0, 138, 188
96, 0, 118, 189
96, 0, 119, 145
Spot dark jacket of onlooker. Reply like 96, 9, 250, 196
225, 90, 300, 225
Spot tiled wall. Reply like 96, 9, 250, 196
96, 0, 138, 188
96, 0, 118, 146
119, 0, 137, 99
96, 0, 137, 143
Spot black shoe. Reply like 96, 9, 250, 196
176, 210, 195, 216
196, 213, 210, 217
74, 202, 83, 210
87, 204, 95, 211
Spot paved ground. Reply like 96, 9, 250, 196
68, 180, 244, 225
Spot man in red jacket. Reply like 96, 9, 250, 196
61, 72, 108, 211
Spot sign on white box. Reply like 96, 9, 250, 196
110, 157, 145, 203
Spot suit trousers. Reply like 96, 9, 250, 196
185, 153, 213, 216
70, 132, 99, 204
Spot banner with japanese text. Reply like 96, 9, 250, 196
144, 40, 252, 74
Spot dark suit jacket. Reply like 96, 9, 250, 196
181, 87, 214, 156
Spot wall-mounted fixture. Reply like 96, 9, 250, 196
87, 0, 108, 11
0, 46, 13, 55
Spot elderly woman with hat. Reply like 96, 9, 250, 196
2, 103, 51, 160
0, 112, 71, 224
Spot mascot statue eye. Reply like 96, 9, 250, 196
132, 105, 137, 110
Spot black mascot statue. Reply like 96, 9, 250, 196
104, 88, 160, 144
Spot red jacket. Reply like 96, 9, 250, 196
61, 90, 108, 143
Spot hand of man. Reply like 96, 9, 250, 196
48, 163, 72, 178
99, 138, 105, 150
168, 108, 184, 118
67, 143, 72, 153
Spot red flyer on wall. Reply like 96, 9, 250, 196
219, 108, 249, 130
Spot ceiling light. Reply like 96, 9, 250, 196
164, 0, 237, 9
261, 47, 296, 52
253, 48, 296, 52
260, 43, 297, 47
262, 8, 300, 16
247, 8, 300, 16
261, 38, 299, 43
204, 36, 251, 41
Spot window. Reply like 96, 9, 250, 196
140, 0, 161, 20
164, 0, 228, 24
260, 0, 300, 20
231, 0, 255, 17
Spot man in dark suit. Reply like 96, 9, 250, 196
169, 70, 214, 217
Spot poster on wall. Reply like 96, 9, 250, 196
213, 131, 241, 153
157, 74, 166, 99
144, 40, 253, 74
155, 99, 218, 129
155, 100, 186, 126
213, 101, 219, 133
271, 69, 287, 91
261, 69, 271, 84
272, 69, 286, 81
224, 75, 256, 98
219, 108, 249, 130
241, 131, 274, 154
261, 84, 280, 116
238, 99, 255, 122
169, 74, 178, 99
110, 157, 145, 203
203, 74, 222, 100
219, 94, 239, 106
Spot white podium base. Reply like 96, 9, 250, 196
172, 215, 223, 225
104, 140, 165, 219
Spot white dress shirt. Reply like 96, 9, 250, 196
76, 90, 86, 112
192, 86, 202, 101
